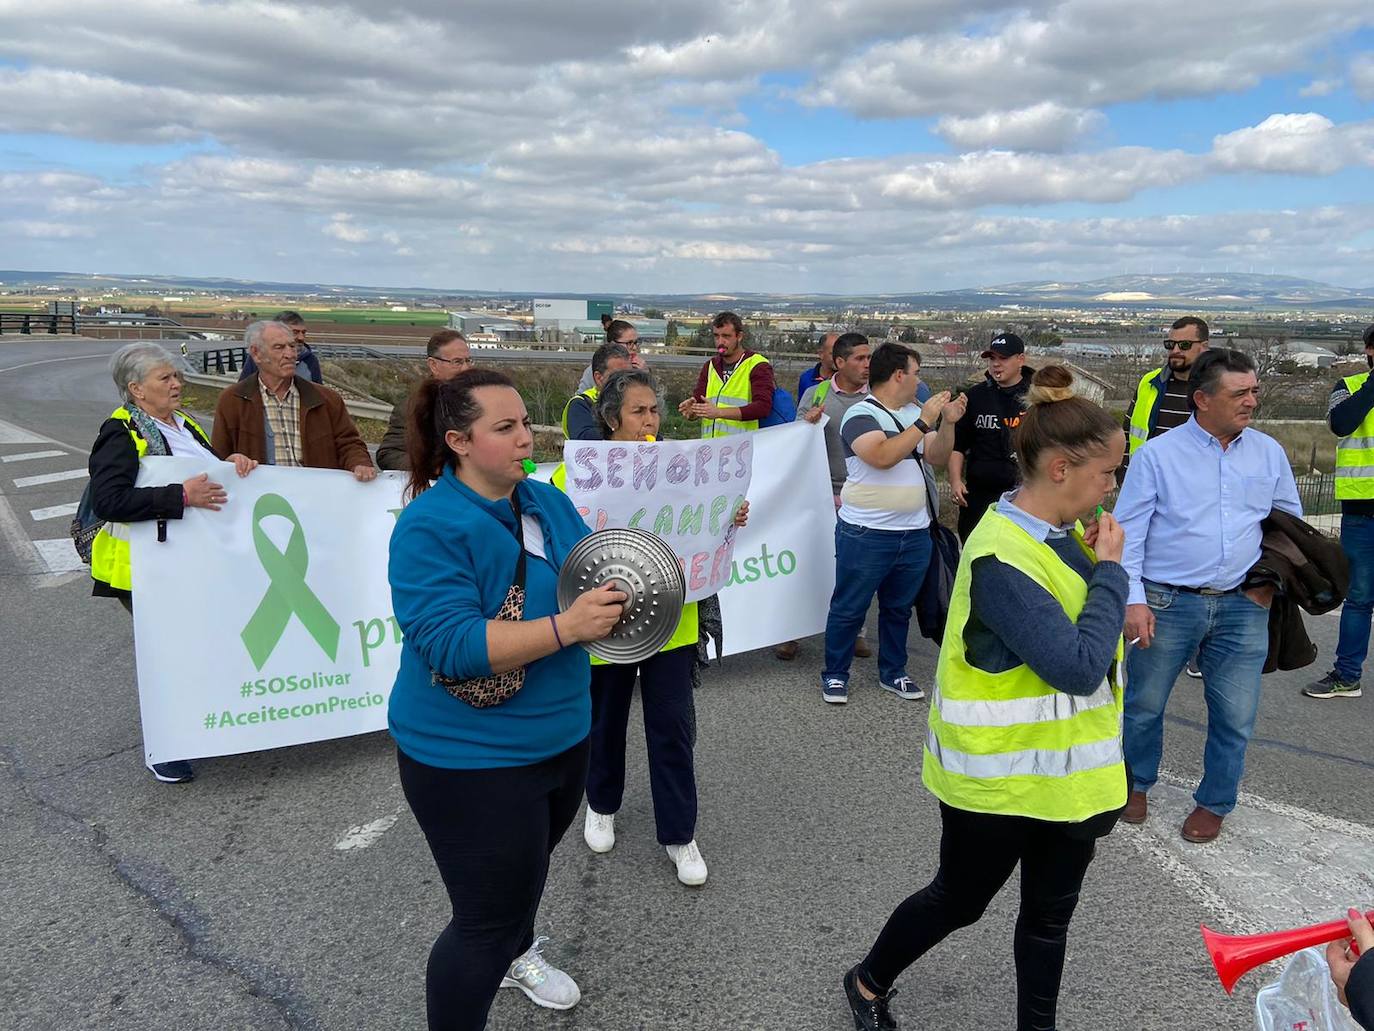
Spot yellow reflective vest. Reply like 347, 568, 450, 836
90, 407, 211, 592
702, 354, 769, 437
561, 387, 599, 439
550, 463, 698, 660
1335, 372, 1374, 501
922, 509, 1127, 823
1126, 368, 1167, 456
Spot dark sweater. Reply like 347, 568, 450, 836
691, 351, 776, 423
967, 534, 1129, 696
1350, 951, 1374, 1030
1328, 374, 1374, 516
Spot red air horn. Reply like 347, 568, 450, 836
1201, 910, 1372, 993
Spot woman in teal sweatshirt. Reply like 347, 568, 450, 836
388, 369, 625, 1031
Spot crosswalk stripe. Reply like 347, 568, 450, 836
30, 502, 79, 521
1, 450, 66, 463
33, 538, 85, 574
13, 469, 88, 488
0, 419, 45, 445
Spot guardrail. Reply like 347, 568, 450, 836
0, 311, 78, 334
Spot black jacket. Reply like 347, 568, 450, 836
1244, 509, 1349, 673
87, 412, 219, 598
1350, 951, 1374, 1030
953, 366, 1035, 497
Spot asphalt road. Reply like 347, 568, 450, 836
2, 334, 1372, 1031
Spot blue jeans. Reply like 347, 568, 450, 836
1123, 581, 1269, 816
1334, 513, 1374, 683
823, 520, 933, 685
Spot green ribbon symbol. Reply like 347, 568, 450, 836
241, 493, 341, 670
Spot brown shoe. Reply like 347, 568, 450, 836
853, 636, 873, 659
774, 640, 799, 661
1121, 790, 1148, 825
1181, 806, 1224, 843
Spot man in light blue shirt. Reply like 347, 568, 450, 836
1114, 349, 1301, 844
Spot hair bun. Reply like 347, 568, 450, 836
1027, 364, 1076, 405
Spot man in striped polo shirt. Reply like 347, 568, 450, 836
820, 343, 951, 705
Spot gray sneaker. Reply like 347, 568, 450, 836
1302, 671, 1362, 699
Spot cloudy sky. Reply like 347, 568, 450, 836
2, 0, 1373, 294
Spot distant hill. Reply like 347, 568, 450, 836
2, 269, 1372, 312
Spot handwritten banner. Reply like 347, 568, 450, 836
561, 437, 755, 602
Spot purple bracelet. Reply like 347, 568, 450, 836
549, 614, 564, 649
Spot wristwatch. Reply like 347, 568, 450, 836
913, 418, 930, 434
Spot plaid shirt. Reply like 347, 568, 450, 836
259, 378, 303, 467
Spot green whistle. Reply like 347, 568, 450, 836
1094, 505, 1104, 520
521, 459, 537, 474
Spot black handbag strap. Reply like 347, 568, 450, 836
508, 490, 527, 590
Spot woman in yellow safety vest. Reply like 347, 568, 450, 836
843, 364, 1129, 1031
88, 342, 258, 783
554, 369, 749, 886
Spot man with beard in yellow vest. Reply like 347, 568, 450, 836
678, 311, 774, 437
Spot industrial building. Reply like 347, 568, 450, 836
531, 298, 614, 330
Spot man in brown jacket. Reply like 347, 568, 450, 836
211, 320, 376, 481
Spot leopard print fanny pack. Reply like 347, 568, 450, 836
433, 491, 530, 709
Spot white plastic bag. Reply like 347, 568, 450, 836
1255, 947, 1362, 1031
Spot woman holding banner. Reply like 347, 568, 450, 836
389, 368, 627, 1031
843, 366, 1130, 1031
87, 341, 258, 784
553, 369, 748, 887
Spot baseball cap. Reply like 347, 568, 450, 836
981, 333, 1026, 359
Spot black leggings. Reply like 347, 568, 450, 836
397, 738, 589, 1031
860, 803, 1097, 1031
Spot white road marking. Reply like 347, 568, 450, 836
0, 353, 109, 376
0, 419, 45, 445
14, 469, 88, 488
0, 493, 43, 573
334, 811, 401, 851
32, 538, 85, 574
1121, 772, 1374, 938
30, 502, 79, 521
0, 450, 65, 463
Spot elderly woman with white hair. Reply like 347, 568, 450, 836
87, 342, 257, 783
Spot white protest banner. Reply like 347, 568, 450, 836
714, 420, 836, 656
561, 437, 753, 602
128, 421, 836, 762
129, 457, 408, 765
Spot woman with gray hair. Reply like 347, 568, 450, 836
87, 342, 258, 783
553, 369, 750, 886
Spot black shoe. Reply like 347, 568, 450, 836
147, 760, 194, 783
844, 965, 899, 1030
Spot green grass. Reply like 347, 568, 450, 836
294, 308, 449, 325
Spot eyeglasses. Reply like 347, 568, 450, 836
429, 355, 474, 367
1163, 340, 1200, 351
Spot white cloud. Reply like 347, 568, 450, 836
323, 214, 369, 243
1353, 53, 1374, 100
935, 104, 1105, 152
1299, 78, 1341, 97
1210, 113, 1374, 175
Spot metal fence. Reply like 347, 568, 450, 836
0, 311, 78, 334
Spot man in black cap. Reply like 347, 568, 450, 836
948, 332, 1035, 541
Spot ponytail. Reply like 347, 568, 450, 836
404, 368, 516, 501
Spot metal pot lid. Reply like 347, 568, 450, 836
557, 528, 686, 665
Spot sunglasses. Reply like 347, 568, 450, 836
1163, 340, 1199, 351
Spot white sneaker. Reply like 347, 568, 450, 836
583, 807, 615, 853
500, 936, 581, 1010
666, 840, 708, 886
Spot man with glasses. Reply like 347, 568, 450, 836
1121, 316, 1211, 676
376, 329, 473, 470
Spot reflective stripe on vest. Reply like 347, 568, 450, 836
549, 462, 698, 660
1336, 373, 1374, 500
560, 387, 599, 438
90, 407, 209, 591
1126, 369, 1163, 455
703, 354, 769, 437
921, 509, 1126, 823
